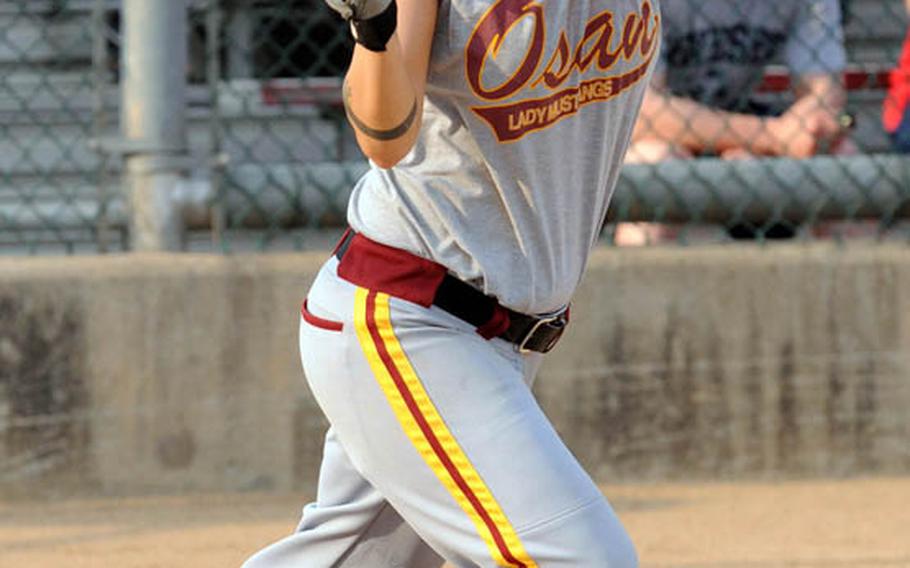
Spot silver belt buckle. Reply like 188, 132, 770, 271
517, 312, 568, 354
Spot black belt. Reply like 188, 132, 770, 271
334, 230, 568, 354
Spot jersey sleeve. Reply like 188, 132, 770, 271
784, 0, 847, 77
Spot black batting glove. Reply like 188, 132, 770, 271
324, 0, 398, 53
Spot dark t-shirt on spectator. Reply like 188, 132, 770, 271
658, 0, 847, 112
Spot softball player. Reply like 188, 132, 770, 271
245, 0, 660, 566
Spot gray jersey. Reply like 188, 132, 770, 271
348, 0, 660, 314
658, 0, 846, 111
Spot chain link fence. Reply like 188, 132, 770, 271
203, 0, 358, 251
204, 0, 910, 249
611, 0, 910, 245
0, 0, 908, 253
0, 0, 123, 254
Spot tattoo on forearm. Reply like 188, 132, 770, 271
343, 80, 418, 141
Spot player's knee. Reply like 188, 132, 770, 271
601, 526, 638, 568
576, 522, 638, 568
527, 500, 638, 567
583, 503, 638, 568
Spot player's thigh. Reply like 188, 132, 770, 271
314, 429, 445, 568
243, 427, 443, 568
316, 290, 635, 567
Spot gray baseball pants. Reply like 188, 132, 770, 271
242, 255, 637, 567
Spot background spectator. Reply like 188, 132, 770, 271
617, 0, 854, 245
884, 0, 910, 152
627, 0, 853, 163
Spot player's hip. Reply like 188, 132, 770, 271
316, 229, 571, 356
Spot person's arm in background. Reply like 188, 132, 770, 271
763, 72, 848, 157
629, 0, 851, 162
631, 73, 847, 161
631, 74, 793, 159
329, 0, 438, 168
770, 0, 851, 156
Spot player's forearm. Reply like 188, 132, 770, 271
633, 89, 777, 154
344, 38, 423, 168
325, 0, 434, 168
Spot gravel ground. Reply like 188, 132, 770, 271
1, 477, 908, 567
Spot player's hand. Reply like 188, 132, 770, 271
324, 0, 393, 21
324, 0, 397, 52
765, 97, 845, 158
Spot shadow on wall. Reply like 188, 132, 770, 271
0, 294, 91, 491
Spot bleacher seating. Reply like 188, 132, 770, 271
0, 2, 102, 249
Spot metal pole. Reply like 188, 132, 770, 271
92, 0, 111, 252
207, 0, 227, 251
122, 0, 188, 251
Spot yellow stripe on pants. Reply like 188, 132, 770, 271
354, 288, 536, 568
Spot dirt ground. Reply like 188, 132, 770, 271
1, 477, 908, 568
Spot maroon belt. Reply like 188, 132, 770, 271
333, 229, 568, 354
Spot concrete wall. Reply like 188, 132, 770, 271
1, 244, 908, 495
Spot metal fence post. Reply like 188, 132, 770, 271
121, 0, 188, 251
